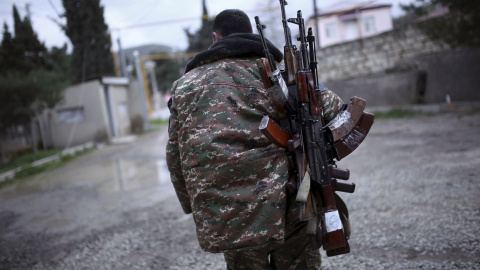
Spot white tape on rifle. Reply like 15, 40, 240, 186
325, 210, 343, 233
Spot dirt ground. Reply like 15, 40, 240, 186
0, 110, 479, 269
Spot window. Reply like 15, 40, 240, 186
365, 17, 376, 33
325, 22, 337, 38
344, 20, 357, 41
58, 107, 85, 124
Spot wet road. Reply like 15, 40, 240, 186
0, 127, 193, 268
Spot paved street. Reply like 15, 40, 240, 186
0, 111, 479, 269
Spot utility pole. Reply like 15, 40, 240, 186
24, 3, 32, 19
133, 51, 150, 132
313, 0, 320, 48
117, 38, 128, 77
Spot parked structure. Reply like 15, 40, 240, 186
307, 1, 393, 48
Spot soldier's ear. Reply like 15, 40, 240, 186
212, 31, 222, 42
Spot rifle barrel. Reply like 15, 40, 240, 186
255, 16, 276, 71
280, 0, 292, 46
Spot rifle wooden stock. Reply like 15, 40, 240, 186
334, 112, 375, 160
326, 241, 351, 257
307, 73, 322, 116
296, 72, 309, 103
259, 115, 290, 148
296, 72, 321, 115
256, 58, 273, 89
319, 185, 347, 250
283, 46, 297, 86
257, 58, 292, 114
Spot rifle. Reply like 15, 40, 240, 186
279, 0, 297, 86
288, 10, 350, 254
255, 9, 362, 256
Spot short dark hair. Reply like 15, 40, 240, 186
213, 9, 253, 37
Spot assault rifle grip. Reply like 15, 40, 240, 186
332, 179, 356, 193
329, 165, 350, 180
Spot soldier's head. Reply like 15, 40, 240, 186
212, 9, 253, 42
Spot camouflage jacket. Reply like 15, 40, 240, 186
166, 33, 344, 253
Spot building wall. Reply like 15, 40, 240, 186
325, 71, 418, 108
44, 80, 110, 149
127, 79, 148, 133
127, 79, 146, 120
359, 7, 393, 38
108, 85, 131, 137
309, 6, 393, 48
42, 78, 141, 149
418, 49, 480, 103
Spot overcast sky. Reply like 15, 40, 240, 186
0, 0, 415, 52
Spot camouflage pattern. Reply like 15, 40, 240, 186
166, 56, 344, 253
224, 197, 322, 269
320, 90, 345, 124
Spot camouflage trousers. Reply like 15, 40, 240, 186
223, 199, 322, 270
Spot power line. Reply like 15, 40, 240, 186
110, 6, 276, 32
47, 0, 61, 17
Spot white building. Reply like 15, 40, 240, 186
307, 1, 393, 48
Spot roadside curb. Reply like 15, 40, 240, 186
0, 141, 95, 183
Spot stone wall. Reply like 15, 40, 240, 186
316, 25, 480, 106
317, 25, 449, 82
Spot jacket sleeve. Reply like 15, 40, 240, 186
320, 89, 345, 123
166, 85, 192, 214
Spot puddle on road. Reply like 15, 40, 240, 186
0, 155, 174, 234
111, 157, 171, 192
0, 155, 172, 198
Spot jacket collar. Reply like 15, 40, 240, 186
184, 33, 283, 73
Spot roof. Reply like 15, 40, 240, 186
311, 1, 392, 19
417, 6, 449, 22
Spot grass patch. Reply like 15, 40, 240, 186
0, 148, 94, 188
148, 118, 169, 132
150, 118, 169, 125
0, 150, 60, 174
373, 108, 435, 119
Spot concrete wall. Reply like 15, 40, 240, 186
45, 80, 110, 149
42, 78, 141, 149
325, 71, 417, 108
107, 85, 131, 137
127, 80, 146, 120
418, 49, 480, 103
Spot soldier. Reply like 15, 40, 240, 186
166, 9, 344, 269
